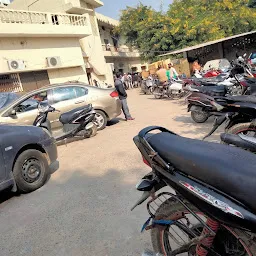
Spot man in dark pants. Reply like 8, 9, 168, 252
115, 72, 135, 121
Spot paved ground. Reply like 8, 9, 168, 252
0, 89, 220, 256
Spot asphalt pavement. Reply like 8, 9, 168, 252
0, 89, 219, 256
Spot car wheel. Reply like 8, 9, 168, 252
94, 110, 107, 130
13, 149, 50, 193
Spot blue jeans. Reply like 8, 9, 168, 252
121, 99, 131, 119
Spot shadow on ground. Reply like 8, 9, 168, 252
0, 167, 152, 256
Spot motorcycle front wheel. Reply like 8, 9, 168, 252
151, 198, 252, 256
154, 87, 163, 99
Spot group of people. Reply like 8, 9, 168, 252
118, 72, 142, 90
156, 62, 179, 84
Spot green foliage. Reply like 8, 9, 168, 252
117, 0, 256, 60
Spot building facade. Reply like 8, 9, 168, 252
0, 0, 146, 92
96, 12, 148, 74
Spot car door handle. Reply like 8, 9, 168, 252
75, 100, 85, 104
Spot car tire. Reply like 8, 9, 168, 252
95, 110, 107, 130
13, 149, 50, 193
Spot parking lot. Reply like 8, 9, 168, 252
0, 89, 218, 256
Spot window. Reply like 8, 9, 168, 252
15, 91, 48, 113
75, 87, 88, 98
52, 87, 78, 104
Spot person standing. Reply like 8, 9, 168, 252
115, 72, 135, 121
127, 73, 133, 89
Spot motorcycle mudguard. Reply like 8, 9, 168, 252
189, 105, 203, 112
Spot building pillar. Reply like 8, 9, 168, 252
218, 42, 224, 58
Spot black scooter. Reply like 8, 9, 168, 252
133, 126, 256, 255
33, 102, 97, 142
221, 133, 256, 152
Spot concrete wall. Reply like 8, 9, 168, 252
0, 37, 84, 74
80, 12, 113, 84
9, 0, 66, 12
48, 66, 88, 84
7, 0, 114, 85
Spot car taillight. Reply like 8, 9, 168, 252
110, 91, 119, 98
143, 157, 151, 167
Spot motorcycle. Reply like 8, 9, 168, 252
220, 132, 256, 152
33, 102, 97, 142
154, 79, 186, 99
141, 78, 156, 95
201, 96, 256, 140
133, 126, 256, 256
187, 77, 256, 123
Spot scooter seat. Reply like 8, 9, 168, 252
147, 132, 256, 213
59, 104, 92, 124
227, 95, 256, 104
192, 85, 225, 95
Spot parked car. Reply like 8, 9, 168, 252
0, 83, 122, 131
248, 52, 256, 67
203, 58, 231, 72
0, 124, 59, 193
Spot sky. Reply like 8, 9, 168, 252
98, 0, 172, 20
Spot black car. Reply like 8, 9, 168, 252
0, 124, 59, 193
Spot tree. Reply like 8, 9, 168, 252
117, 0, 256, 61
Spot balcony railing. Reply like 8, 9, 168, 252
0, 9, 91, 38
102, 45, 140, 58
0, 9, 88, 26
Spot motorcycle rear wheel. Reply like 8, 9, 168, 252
191, 111, 209, 123
151, 198, 252, 256
227, 123, 256, 137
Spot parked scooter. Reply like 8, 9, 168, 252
221, 133, 256, 152
201, 95, 256, 140
187, 76, 256, 123
133, 126, 256, 255
33, 102, 97, 142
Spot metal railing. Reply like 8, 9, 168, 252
0, 9, 88, 26
102, 45, 138, 53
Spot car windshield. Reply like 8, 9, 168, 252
203, 59, 231, 71
0, 93, 20, 110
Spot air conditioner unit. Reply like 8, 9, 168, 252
46, 56, 61, 67
7, 60, 26, 71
